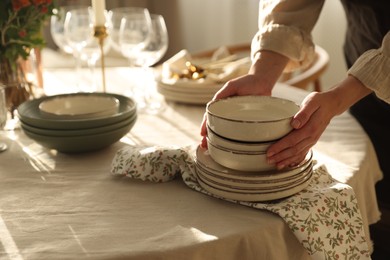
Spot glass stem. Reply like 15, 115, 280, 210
87, 58, 97, 92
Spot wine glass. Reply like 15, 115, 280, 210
108, 7, 151, 104
134, 14, 169, 114
0, 85, 8, 152
119, 9, 152, 65
64, 7, 110, 92
63, 7, 92, 91
78, 9, 112, 92
50, 5, 84, 55
109, 7, 151, 55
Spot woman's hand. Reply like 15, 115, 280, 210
200, 51, 289, 148
266, 91, 335, 169
200, 74, 274, 147
266, 75, 372, 169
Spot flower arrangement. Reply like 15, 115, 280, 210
0, 0, 57, 65
0, 0, 57, 118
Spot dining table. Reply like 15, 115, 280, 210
0, 63, 383, 259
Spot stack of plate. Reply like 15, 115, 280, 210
195, 95, 313, 202
195, 146, 313, 202
157, 79, 222, 105
17, 93, 137, 153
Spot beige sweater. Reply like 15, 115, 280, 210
251, 0, 390, 103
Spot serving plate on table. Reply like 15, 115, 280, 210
22, 119, 136, 153
18, 93, 136, 130
18, 92, 137, 153
20, 113, 137, 137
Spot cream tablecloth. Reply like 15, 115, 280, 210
0, 67, 383, 259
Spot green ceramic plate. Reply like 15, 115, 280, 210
18, 92, 136, 130
21, 113, 137, 137
22, 119, 137, 153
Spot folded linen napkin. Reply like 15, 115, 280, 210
111, 145, 371, 260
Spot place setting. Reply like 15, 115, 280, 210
0, 3, 172, 154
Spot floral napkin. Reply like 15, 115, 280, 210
111, 145, 371, 260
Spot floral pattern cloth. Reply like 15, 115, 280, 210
111, 145, 371, 260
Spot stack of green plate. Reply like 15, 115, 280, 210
17, 93, 137, 153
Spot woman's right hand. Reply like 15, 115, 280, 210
200, 73, 274, 148
200, 50, 290, 148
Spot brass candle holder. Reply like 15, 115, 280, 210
93, 25, 108, 92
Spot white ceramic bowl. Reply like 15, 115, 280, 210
207, 138, 275, 172
206, 96, 300, 142
39, 94, 120, 119
207, 125, 275, 152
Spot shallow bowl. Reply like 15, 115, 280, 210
206, 96, 300, 142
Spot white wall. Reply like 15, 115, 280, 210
312, 0, 348, 89
153, 0, 347, 90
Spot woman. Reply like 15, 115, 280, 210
200, 0, 389, 255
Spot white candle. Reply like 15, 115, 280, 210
92, 0, 106, 26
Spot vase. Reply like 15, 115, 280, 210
0, 56, 35, 120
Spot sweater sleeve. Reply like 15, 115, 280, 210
251, 0, 325, 72
348, 32, 390, 104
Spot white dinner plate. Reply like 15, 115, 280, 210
157, 86, 213, 105
196, 166, 312, 193
159, 78, 223, 89
196, 162, 313, 189
197, 172, 312, 202
157, 80, 222, 94
39, 94, 120, 119
195, 145, 313, 181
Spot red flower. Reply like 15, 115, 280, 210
40, 6, 48, 13
18, 29, 27, 38
31, 0, 47, 5
12, 0, 31, 11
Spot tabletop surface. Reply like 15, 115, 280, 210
0, 67, 383, 260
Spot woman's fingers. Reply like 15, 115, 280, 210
291, 92, 320, 129
266, 92, 333, 168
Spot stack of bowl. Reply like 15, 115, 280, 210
17, 92, 137, 153
195, 95, 313, 202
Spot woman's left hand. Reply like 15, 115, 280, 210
266, 91, 337, 169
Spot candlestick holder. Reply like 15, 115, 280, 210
93, 25, 108, 92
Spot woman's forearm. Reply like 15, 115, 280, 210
327, 75, 372, 116
250, 50, 289, 92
